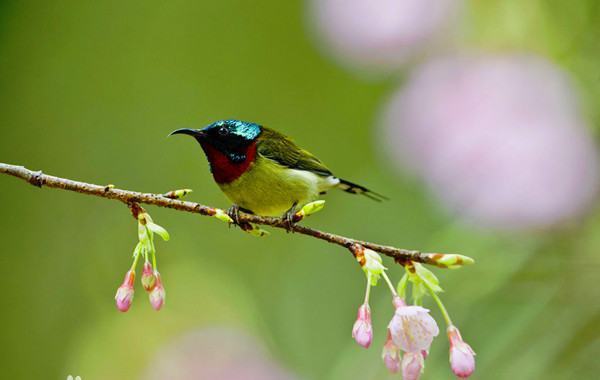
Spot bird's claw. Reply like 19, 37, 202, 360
284, 213, 295, 233
282, 203, 299, 233
227, 204, 253, 231
227, 204, 241, 226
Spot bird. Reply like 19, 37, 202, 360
170, 120, 386, 226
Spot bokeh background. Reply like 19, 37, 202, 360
1, 1, 599, 379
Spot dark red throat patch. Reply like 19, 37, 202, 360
200, 141, 257, 184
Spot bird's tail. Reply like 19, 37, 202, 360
337, 178, 388, 202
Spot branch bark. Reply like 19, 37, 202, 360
0, 162, 445, 266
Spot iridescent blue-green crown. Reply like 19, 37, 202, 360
204, 119, 262, 141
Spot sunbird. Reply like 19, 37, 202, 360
170, 120, 385, 225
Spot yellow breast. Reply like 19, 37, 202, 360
219, 156, 334, 216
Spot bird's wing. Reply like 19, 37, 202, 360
257, 127, 333, 177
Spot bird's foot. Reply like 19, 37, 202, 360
282, 202, 299, 233
227, 204, 253, 231
227, 204, 241, 225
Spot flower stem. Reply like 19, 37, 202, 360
130, 246, 142, 271
147, 226, 158, 270
425, 283, 452, 326
364, 275, 372, 304
381, 271, 398, 297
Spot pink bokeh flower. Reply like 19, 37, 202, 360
310, 0, 461, 70
115, 270, 135, 312
447, 325, 475, 378
388, 302, 439, 352
402, 351, 425, 380
352, 303, 373, 348
142, 327, 297, 380
381, 54, 599, 229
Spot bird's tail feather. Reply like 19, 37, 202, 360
337, 178, 388, 202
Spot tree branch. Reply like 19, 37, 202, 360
0, 162, 456, 266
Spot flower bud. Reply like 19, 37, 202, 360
381, 330, 400, 373
213, 208, 234, 223
426, 253, 475, 268
149, 272, 166, 311
351, 303, 373, 348
448, 325, 476, 378
295, 200, 326, 220
402, 351, 424, 380
115, 270, 135, 312
163, 188, 193, 199
141, 262, 157, 292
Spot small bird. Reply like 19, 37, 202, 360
170, 120, 385, 225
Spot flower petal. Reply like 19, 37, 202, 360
389, 306, 439, 352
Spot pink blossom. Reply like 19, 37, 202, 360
142, 327, 297, 380
149, 271, 165, 311
115, 270, 135, 312
447, 325, 475, 378
381, 54, 599, 230
141, 262, 157, 292
388, 303, 439, 352
402, 351, 424, 380
352, 303, 373, 348
310, 0, 461, 70
381, 330, 400, 373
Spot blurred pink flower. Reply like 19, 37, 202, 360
447, 325, 475, 378
381, 54, 599, 229
388, 304, 439, 352
114, 270, 135, 312
142, 327, 296, 380
310, 0, 461, 70
352, 303, 373, 348
402, 351, 424, 380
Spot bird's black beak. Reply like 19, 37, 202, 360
168, 128, 206, 139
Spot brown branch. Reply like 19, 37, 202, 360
0, 162, 449, 266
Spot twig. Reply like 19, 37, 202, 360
0, 162, 443, 266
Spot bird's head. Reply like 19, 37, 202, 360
170, 120, 262, 164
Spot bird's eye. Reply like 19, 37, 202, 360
218, 126, 228, 136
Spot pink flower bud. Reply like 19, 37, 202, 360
381, 330, 400, 373
392, 295, 406, 309
141, 262, 157, 292
115, 270, 135, 312
402, 351, 424, 380
149, 271, 165, 311
352, 303, 373, 348
448, 325, 476, 378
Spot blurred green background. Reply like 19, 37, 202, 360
0, 1, 599, 379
